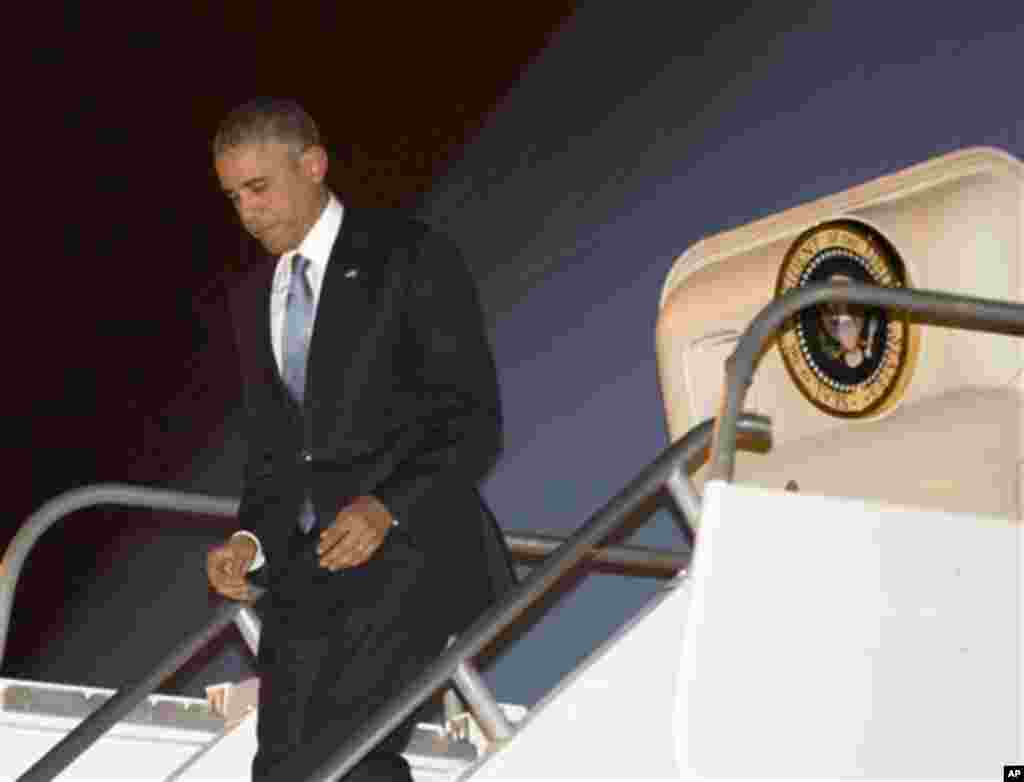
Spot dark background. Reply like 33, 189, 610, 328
5, 2, 575, 690
5, 2, 1023, 708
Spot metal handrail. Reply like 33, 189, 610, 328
0, 485, 243, 669
15, 415, 768, 780
0, 489, 687, 671
3, 486, 693, 779
505, 532, 688, 576
297, 284, 1024, 781
300, 414, 772, 782
709, 282, 1024, 482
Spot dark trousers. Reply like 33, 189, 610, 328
252, 528, 452, 782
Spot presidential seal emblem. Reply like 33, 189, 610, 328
775, 220, 918, 418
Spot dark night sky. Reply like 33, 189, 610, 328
5, 4, 575, 670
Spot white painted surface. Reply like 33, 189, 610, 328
466, 580, 692, 780
175, 708, 479, 782
0, 704, 212, 781
464, 485, 1019, 781
168, 710, 252, 781
0, 678, 482, 782
676, 482, 1021, 779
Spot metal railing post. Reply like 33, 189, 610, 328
451, 660, 515, 743
234, 606, 262, 657
664, 468, 702, 529
505, 533, 688, 577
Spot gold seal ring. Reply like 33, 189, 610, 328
775, 220, 919, 419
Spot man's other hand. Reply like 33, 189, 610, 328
318, 495, 393, 570
207, 535, 258, 601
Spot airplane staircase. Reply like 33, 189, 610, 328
3, 282, 1023, 780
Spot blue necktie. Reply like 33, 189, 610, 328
282, 255, 317, 533
282, 254, 313, 404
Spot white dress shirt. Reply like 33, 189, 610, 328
269, 194, 344, 372
232, 194, 344, 570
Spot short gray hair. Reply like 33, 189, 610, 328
212, 98, 321, 159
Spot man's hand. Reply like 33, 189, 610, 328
317, 495, 393, 571
207, 535, 258, 601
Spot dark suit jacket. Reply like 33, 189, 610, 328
229, 207, 515, 636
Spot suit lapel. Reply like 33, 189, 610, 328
254, 259, 278, 371
306, 209, 379, 414
237, 253, 297, 408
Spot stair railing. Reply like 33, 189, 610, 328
11, 414, 767, 781
0, 487, 264, 670
709, 282, 1024, 482
20, 283, 1018, 781
0, 489, 686, 673
4, 495, 690, 780
297, 413, 771, 782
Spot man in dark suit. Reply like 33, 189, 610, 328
205, 98, 514, 782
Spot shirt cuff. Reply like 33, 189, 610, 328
231, 530, 265, 572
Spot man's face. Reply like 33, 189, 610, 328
215, 139, 328, 256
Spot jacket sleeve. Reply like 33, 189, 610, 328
229, 279, 293, 564
372, 226, 502, 531
235, 422, 290, 564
